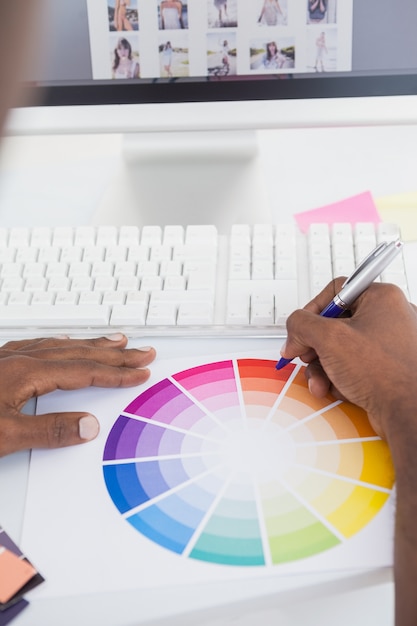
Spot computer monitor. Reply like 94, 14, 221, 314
5, 0, 417, 228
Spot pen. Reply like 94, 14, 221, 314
275, 239, 404, 371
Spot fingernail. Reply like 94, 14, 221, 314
105, 333, 125, 341
138, 346, 153, 352
79, 415, 99, 441
280, 341, 287, 356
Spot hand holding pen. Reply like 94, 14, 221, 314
276, 239, 404, 370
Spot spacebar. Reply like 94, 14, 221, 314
0, 305, 110, 327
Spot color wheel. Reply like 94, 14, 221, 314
103, 359, 394, 567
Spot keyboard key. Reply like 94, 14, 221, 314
118, 226, 140, 246
253, 224, 273, 245
251, 293, 274, 325
116, 276, 139, 291
377, 222, 401, 243
52, 227, 74, 247
162, 225, 184, 246
70, 276, 93, 292
0, 304, 110, 326
146, 301, 177, 325
55, 292, 79, 305
102, 291, 125, 305
105, 246, 127, 263
229, 261, 251, 280
226, 294, 250, 325
275, 259, 297, 280
96, 226, 118, 246
274, 281, 298, 325
231, 224, 251, 244
30, 227, 52, 247
173, 244, 217, 262
149, 245, 172, 262
24, 277, 48, 292
140, 276, 163, 292
159, 260, 182, 277
185, 225, 217, 245
110, 303, 147, 326
229, 242, 251, 261
141, 225, 162, 245
177, 302, 214, 325
164, 275, 186, 291
252, 260, 274, 280
8, 293, 31, 306
74, 226, 96, 246
31, 292, 54, 305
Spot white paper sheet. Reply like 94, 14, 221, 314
22, 340, 394, 601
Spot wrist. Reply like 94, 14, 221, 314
382, 401, 417, 479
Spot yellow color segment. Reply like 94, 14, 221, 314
327, 487, 390, 537
359, 441, 395, 488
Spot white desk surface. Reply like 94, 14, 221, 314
1, 123, 417, 625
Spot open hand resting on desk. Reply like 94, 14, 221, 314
280, 280, 417, 626
0, 334, 156, 457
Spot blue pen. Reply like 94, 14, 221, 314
275, 239, 404, 371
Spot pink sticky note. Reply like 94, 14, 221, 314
294, 191, 381, 233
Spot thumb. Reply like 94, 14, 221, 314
282, 308, 332, 363
1, 412, 100, 456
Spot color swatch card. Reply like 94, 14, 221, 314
0, 526, 44, 622
0, 548, 36, 604
0, 599, 28, 626
22, 347, 395, 601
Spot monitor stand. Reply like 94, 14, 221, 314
91, 130, 272, 234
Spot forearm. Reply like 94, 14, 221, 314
386, 413, 417, 625
0, 1, 42, 130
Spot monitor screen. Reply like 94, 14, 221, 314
9, 0, 417, 135
29, 0, 417, 104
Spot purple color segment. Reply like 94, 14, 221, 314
136, 427, 185, 458
125, 378, 205, 426
139, 458, 189, 497
0, 528, 22, 557
151, 393, 204, 425
168, 402, 206, 429
125, 379, 181, 419
104, 415, 146, 461
103, 415, 129, 460
104, 416, 190, 460
0, 599, 29, 626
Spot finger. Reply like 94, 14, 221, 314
0, 344, 156, 369
0, 342, 156, 367
282, 307, 343, 362
0, 337, 61, 352
0, 412, 100, 457
0, 333, 130, 353
304, 359, 332, 398
20, 357, 153, 399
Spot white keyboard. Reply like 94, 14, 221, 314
0, 222, 409, 337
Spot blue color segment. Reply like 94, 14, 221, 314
103, 463, 147, 514
127, 504, 195, 554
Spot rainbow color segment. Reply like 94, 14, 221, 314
103, 359, 394, 567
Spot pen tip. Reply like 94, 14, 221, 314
275, 358, 289, 371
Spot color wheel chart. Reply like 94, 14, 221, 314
103, 359, 394, 568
